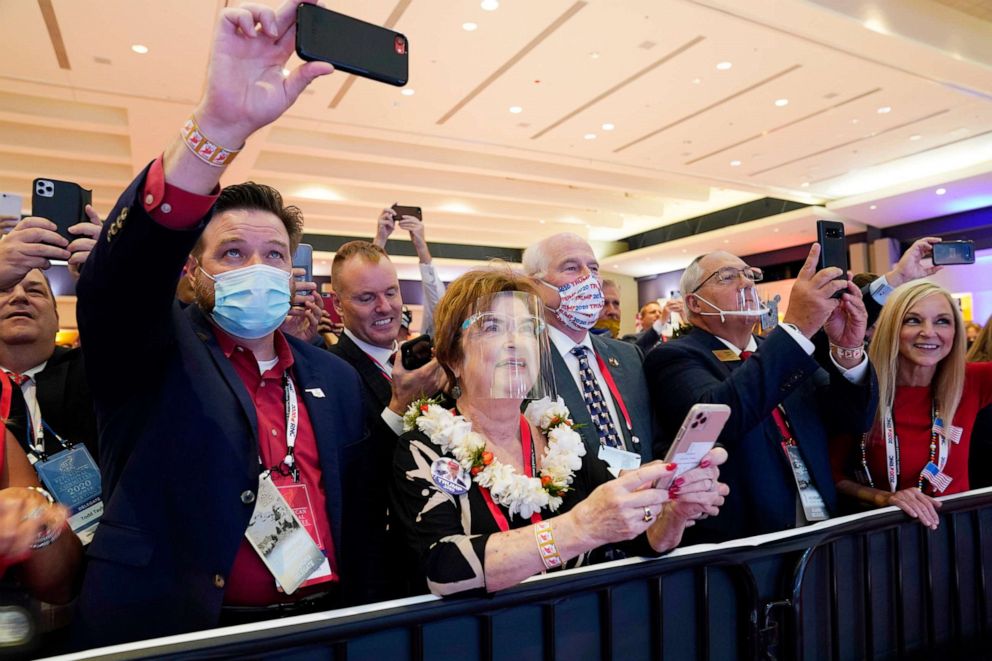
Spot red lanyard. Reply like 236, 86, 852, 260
479, 415, 543, 532
0, 369, 11, 423
594, 352, 633, 432
365, 353, 392, 383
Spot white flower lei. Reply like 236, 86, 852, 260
404, 396, 586, 519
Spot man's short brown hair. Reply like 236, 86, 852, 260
191, 182, 304, 259
331, 241, 389, 290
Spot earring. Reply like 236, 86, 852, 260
450, 383, 462, 399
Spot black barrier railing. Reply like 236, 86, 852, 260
52, 488, 992, 661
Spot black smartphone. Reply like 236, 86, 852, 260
296, 4, 409, 87
931, 240, 975, 265
292, 243, 313, 298
391, 204, 422, 221
401, 334, 433, 371
32, 178, 91, 242
816, 220, 848, 299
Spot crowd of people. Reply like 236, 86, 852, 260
0, 0, 990, 654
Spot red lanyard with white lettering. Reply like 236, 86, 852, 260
594, 352, 633, 433
874, 399, 949, 493
265, 373, 300, 482
479, 415, 542, 532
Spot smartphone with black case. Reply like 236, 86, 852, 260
391, 204, 422, 221
931, 240, 975, 265
296, 4, 409, 87
401, 334, 433, 370
816, 220, 848, 299
292, 243, 314, 299
32, 178, 91, 242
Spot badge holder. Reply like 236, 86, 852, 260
32, 424, 103, 544
598, 445, 641, 478
244, 473, 328, 595
782, 444, 828, 521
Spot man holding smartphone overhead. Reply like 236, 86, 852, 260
646, 245, 878, 542
71, 0, 387, 648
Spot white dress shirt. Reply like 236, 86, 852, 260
342, 329, 405, 435
1, 361, 47, 453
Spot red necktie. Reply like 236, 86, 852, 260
5, 371, 27, 386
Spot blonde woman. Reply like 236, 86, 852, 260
831, 282, 992, 528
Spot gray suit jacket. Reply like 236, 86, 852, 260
551, 333, 653, 488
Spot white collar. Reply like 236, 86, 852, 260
712, 334, 757, 356
343, 328, 396, 366
0, 360, 48, 380
548, 325, 593, 357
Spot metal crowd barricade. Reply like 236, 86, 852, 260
51, 487, 992, 661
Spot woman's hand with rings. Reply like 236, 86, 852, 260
0, 487, 68, 560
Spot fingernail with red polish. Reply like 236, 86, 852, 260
700, 459, 711, 468
666, 462, 678, 471
673, 478, 685, 488
669, 488, 679, 499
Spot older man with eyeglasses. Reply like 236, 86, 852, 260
644, 245, 879, 542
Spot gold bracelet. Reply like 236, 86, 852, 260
534, 521, 562, 570
180, 114, 242, 167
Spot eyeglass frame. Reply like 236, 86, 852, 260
690, 266, 764, 294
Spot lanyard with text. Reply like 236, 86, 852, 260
593, 352, 633, 436
0, 369, 11, 423
876, 400, 953, 494
479, 415, 542, 532
368, 353, 393, 383
267, 373, 300, 482
27, 419, 74, 462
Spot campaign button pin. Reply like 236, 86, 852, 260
430, 457, 471, 495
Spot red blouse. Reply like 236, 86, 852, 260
833, 362, 992, 495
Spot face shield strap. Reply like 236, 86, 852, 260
691, 288, 769, 323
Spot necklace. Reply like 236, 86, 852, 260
404, 397, 586, 519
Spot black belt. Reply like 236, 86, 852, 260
219, 590, 338, 625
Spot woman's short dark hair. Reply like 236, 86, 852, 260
192, 182, 304, 258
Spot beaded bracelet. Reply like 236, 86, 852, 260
180, 114, 242, 167
829, 343, 864, 362
534, 521, 562, 570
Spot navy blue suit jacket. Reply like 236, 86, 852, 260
645, 326, 877, 542
72, 167, 384, 648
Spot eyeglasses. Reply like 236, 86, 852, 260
461, 312, 546, 337
691, 266, 763, 293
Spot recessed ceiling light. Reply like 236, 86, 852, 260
869, 204, 877, 210
401, 88, 415, 96
800, 182, 810, 188
538, 220, 546, 224
909, 134, 921, 141
692, 77, 702, 84
716, 61, 732, 70
773, 228, 780, 233
589, 51, 600, 59
774, 98, 789, 107
936, 188, 947, 195
509, 105, 522, 114
481, 0, 500, 10
723, 239, 730, 244
281, 68, 290, 78
851, 118, 860, 124
877, 106, 892, 114
681, 249, 687, 254
584, 133, 597, 140
601, 122, 615, 131
730, 160, 741, 167
462, 22, 478, 31
131, 44, 149, 54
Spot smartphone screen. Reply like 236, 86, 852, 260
32, 178, 91, 242
296, 4, 409, 87
816, 220, 847, 299
932, 240, 975, 265
0, 192, 22, 219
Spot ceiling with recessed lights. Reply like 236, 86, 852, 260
0, 0, 990, 279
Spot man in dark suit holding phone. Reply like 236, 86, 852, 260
646, 246, 878, 541
70, 0, 386, 648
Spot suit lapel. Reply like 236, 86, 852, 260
589, 335, 637, 453
289, 343, 344, 548
336, 335, 392, 409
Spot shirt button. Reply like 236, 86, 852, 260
161, 202, 172, 214
240, 490, 255, 504
260, 381, 266, 388
271, 429, 278, 437
213, 574, 226, 589
145, 194, 154, 205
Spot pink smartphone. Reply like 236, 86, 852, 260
661, 403, 731, 484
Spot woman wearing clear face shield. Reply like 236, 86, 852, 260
390, 268, 728, 596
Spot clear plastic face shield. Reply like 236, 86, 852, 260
690, 266, 770, 323
458, 291, 558, 400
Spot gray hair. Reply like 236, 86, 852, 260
601, 278, 619, 291
521, 232, 585, 278
680, 254, 709, 321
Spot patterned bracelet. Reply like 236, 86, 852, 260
24, 487, 62, 550
180, 114, 242, 167
534, 521, 563, 570
830, 343, 864, 362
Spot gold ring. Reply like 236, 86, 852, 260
643, 507, 654, 522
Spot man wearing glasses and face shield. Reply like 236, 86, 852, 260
644, 246, 879, 542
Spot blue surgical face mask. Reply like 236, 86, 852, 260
199, 263, 291, 339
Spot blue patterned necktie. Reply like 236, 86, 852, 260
570, 345, 623, 448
